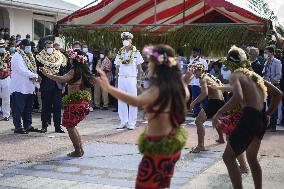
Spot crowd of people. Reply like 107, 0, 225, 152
1, 29, 284, 188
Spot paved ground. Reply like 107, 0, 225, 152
0, 110, 284, 188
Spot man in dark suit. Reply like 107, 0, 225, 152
36, 40, 67, 133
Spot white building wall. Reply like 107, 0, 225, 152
7, 8, 33, 38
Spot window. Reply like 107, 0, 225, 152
33, 19, 54, 40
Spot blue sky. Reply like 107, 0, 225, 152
64, 0, 284, 24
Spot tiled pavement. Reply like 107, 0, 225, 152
0, 142, 222, 189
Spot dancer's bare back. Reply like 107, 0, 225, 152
230, 72, 264, 111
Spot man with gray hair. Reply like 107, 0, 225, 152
248, 47, 263, 76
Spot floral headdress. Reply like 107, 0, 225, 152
221, 45, 250, 70
142, 45, 177, 67
67, 48, 88, 64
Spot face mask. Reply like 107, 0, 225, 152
73, 48, 80, 51
0, 48, 5, 54
26, 38, 30, 41
16, 37, 21, 41
9, 47, 15, 54
122, 40, 130, 47
82, 48, 88, 53
264, 53, 268, 59
99, 54, 105, 59
24, 46, 31, 53
46, 48, 53, 55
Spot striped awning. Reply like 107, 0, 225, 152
57, 0, 266, 30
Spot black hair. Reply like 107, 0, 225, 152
149, 45, 186, 125
265, 46, 275, 54
69, 50, 93, 88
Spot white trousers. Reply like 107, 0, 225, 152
118, 77, 137, 126
0, 77, 11, 118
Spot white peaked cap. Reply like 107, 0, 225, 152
121, 32, 133, 39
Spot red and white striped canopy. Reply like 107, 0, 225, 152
58, 0, 266, 30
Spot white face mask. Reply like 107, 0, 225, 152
122, 40, 130, 47
46, 48, 53, 55
83, 48, 88, 53
100, 54, 105, 59
264, 53, 268, 59
24, 46, 32, 53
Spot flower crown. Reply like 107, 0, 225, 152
221, 45, 250, 70
191, 62, 205, 72
142, 45, 177, 67
67, 48, 88, 64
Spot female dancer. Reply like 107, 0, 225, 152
95, 44, 190, 189
39, 49, 93, 157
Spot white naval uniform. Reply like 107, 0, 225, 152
114, 49, 144, 128
0, 77, 11, 118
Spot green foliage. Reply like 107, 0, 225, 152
138, 127, 188, 156
248, 0, 277, 21
62, 90, 91, 105
60, 25, 266, 56
275, 24, 284, 38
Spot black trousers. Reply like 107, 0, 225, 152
41, 89, 62, 128
11, 92, 34, 131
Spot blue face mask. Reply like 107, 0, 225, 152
0, 48, 5, 54
24, 46, 31, 53
9, 47, 15, 54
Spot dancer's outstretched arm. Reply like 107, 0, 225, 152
39, 67, 74, 83
94, 69, 158, 107
208, 84, 232, 92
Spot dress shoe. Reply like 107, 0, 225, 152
112, 109, 118, 112
3, 117, 9, 121
26, 127, 41, 133
102, 107, 109, 110
116, 124, 127, 130
14, 129, 28, 134
55, 127, 65, 133
40, 127, 47, 133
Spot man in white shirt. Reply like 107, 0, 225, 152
11, 40, 40, 134
114, 32, 144, 130
188, 48, 208, 117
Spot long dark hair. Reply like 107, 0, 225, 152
69, 50, 93, 88
148, 45, 186, 123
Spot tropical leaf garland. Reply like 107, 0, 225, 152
59, 25, 266, 56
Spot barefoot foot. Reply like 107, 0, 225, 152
190, 146, 207, 153
67, 151, 83, 157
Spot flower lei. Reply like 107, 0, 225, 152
67, 49, 88, 64
36, 49, 67, 75
0, 51, 11, 71
143, 45, 177, 67
202, 73, 224, 86
235, 67, 267, 101
16, 48, 37, 73
118, 45, 137, 64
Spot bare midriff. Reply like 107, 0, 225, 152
67, 78, 83, 95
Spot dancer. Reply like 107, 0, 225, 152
39, 49, 93, 157
189, 62, 225, 153
208, 84, 249, 174
95, 45, 189, 189
212, 45, 282, 189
